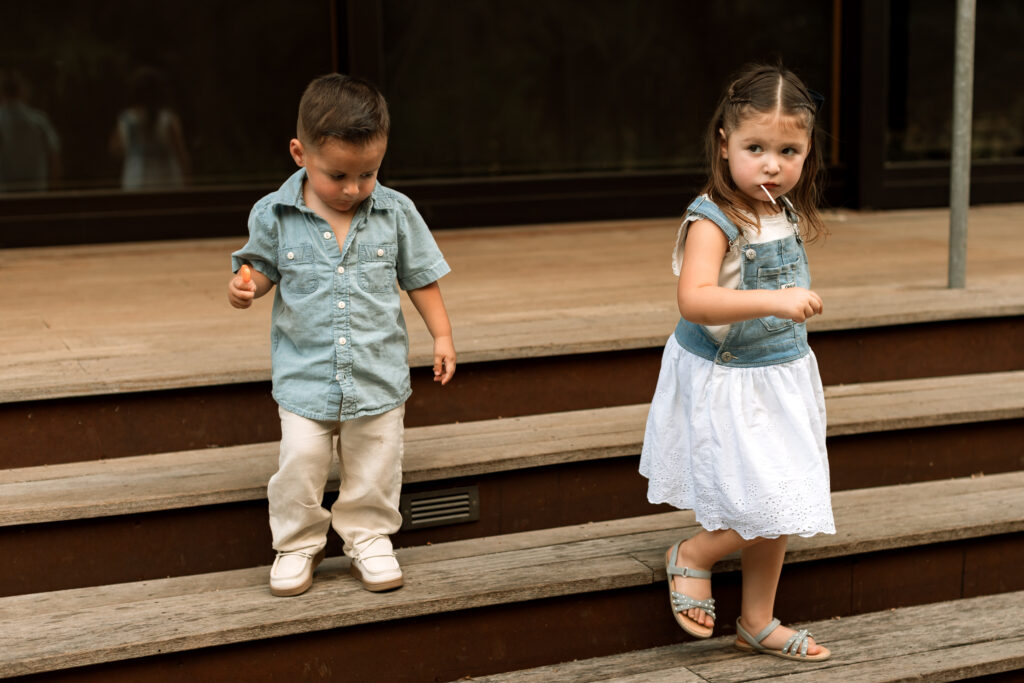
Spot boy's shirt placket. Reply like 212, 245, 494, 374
333, 203, 369, 419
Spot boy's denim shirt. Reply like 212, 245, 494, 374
232, 169, 450, 422
673, 195, 811, 368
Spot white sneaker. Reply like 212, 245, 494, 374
349, 538, 404, 592
269, 548, 324, 597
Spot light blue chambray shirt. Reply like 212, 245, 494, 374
232, 169, 450, 422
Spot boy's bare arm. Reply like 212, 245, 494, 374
407, 282, 456, 384
228, 267, 274, 309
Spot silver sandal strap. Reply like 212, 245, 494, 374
670, 592, 716, 620
666, 565, 711, 579
741, 618, 815, 658
750, 617, 782, 645
782, 629, 813, 657
666, 541, 712, 580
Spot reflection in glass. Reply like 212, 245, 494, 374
0, 69, 61, 192
0, 1, 332, 195
381, 0, 832, 180
110, 67, 190, 190
887, 0, 1024, 162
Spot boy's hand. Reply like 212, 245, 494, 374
432, 335, 456, 385
772, 287, 823, 323
228, 266, 257, 309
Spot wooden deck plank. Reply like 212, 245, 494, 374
824, 369, 1024, 436
0, 554, 653, 678
470, 591, 1024, 682
0, 472, 1021, 676
634, 469, 1024, 572
0, 405, 651, 525
2, 372, 1021, 526
2, 203, 1022, 403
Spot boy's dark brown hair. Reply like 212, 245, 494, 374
701, 63, 827, 242
297, 73, 390, 147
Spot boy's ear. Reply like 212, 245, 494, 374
718, 128, 728, 159
289, 138, 306, 167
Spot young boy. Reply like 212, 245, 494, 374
228, 74, 455, 597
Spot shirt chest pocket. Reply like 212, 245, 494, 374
357, 243, 398, 293
279, 244, 319, 295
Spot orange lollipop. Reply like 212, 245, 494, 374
240, 265, 252, 283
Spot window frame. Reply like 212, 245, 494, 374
1, 0, 1018, 248
849, 0, 1024, 209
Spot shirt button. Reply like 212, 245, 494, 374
286, 251, 294, 260
336, 373, 341, 381
745, 248, 757, 259
720, 352, 735, 362
337, 266, 345, 274
377, 248, 385, 257
338, 301, 346, 309
338, 337, 347, 345
323, 231, 332, 240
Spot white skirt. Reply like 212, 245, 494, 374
640, 335, 835, 539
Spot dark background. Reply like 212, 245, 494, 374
1, 0, 1021, 246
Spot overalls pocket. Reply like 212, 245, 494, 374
757, 262, 800, 332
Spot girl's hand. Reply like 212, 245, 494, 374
432, 335, 456, 385
772, 287, 823, 322
228, 268, 257, 309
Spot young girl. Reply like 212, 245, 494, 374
639, 64, 835, 662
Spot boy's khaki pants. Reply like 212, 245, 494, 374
269, 405, 404, 559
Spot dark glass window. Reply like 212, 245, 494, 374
380, 0, 833, 181
887, 0, 1024, 162
0, 0, 332, 194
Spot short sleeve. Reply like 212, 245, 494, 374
394, 199, 450, 291
231, 203, 281, 282
671, 214, 701, 277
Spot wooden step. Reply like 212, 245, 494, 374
4, 207, 1023, 467
4, 205, 1024, 405
2, 472, 1022, 679
470, 590, 1024, 682
4, 314, 1021, 469
3, 371, 1021, 527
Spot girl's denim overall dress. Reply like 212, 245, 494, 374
673, 196, 811, 368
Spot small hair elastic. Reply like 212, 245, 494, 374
807, 89, 825, 113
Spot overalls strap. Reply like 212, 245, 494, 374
684, 196, 742, 244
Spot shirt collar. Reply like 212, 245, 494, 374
269, 168, 394, 213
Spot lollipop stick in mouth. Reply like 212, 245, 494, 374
760, 185, 777, 205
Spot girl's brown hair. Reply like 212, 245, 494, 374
297, 73, 390, 147
700, 63, 827, 242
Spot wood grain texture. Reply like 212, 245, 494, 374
633, 470, 1024, 575
823, 370, 1024, 436
2, 204, 1022, 403
3, 372, 1021, 526
0, 554, 651, 677
1, 471, 1022, 676
472, 591, 1024, 682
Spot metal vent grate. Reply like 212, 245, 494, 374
399, 486, 480, 531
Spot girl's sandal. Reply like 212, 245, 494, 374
665, 540, 715, 638
735, 617, 831, 662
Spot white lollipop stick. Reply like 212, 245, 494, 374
760, 185, 777, 205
